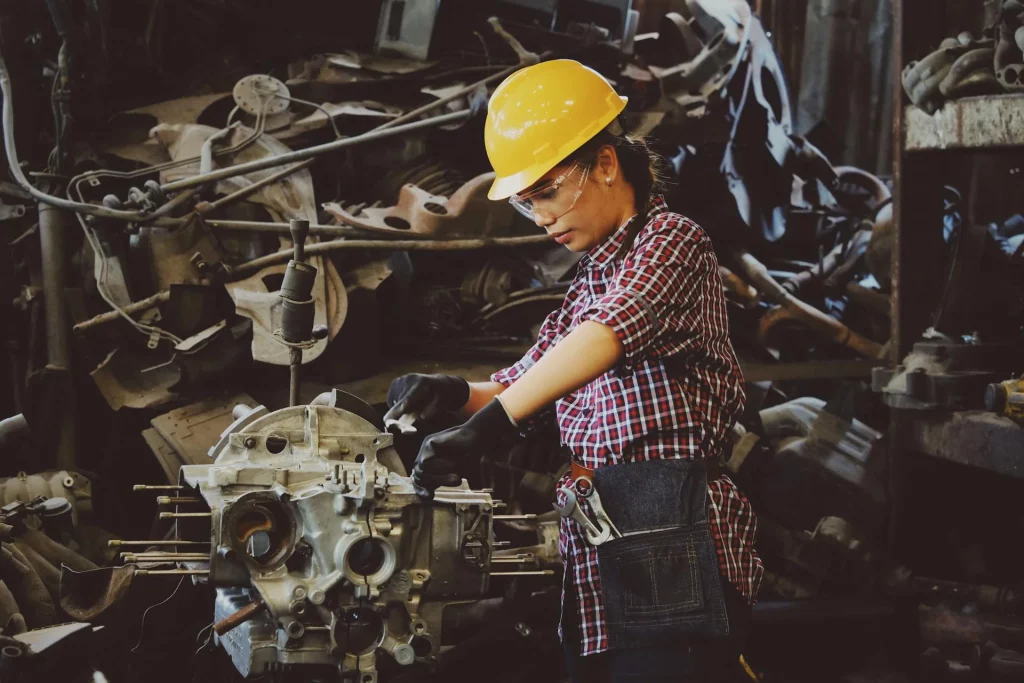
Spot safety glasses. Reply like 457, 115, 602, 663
509, 162, 590, 223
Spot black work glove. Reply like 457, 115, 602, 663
412, 398, 520, 499
383, 374, 471, 432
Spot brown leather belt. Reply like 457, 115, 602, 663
570, 460, 595, 482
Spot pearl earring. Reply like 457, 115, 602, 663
605, 177, 612, 185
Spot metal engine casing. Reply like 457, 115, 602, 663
180, 397, 496, 680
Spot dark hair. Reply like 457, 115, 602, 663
563, 128, 669, 215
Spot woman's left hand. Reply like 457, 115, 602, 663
412, 399, 519, 499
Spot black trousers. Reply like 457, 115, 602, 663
562, 579, 751, 683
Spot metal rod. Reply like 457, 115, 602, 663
190, 219, 364, 237
109, 540, 209, 547
74, 291, 171, 333
133, 485, 184, 491
160, 110, 472, 193
134, 569, 209, 576
214, 598, 267, 636
490, 557, 535, 563
159, 512, 211, 519
466, 541, 510, 547
489, 570, 555, 576
225, 233, 553, 281
289, 347, 301, 407
122, 557, 209, 561
39, 203, 76, 470
493, 515, 537, 520
156, 497, 201, 505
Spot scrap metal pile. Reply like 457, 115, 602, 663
0, 0, 925, 681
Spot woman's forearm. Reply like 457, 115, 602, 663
458, 381, 507, 417
498, 321, 624, 422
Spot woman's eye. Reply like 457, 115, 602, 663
535, 187, 558, 201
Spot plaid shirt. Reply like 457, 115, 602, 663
492, 196, 763, 656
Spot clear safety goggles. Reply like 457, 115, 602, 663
509, 162, 591, 222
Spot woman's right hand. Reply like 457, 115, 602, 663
382, 374, 471, 432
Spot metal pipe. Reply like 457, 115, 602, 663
289, 347, 301, 408
156, 497, 201, 505
39, 203, 76, 470
158, 512, 211, 519
226, 233, 552, 281
214, 598, 267, 636
72, 290, 172, 333
159, 110, 472, 193
731, 249, 884, 358
133, 485, 184, 491
134, 569, 209, 576
0, 55, 150, 221
489, 570, 555, 576
109, 540, 209, 547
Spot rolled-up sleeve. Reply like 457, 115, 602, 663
491, 305, 564, 387
579, 229, 714, 368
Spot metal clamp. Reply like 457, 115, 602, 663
553, 481, 621, 547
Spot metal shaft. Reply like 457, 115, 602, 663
39, 203, 76, 470
489, 570, 555, 577
123, 554, 210, 561
159, 512, 212, 519
156, 497, 201, 505
133, 485, 184, 491
214, 598, 267, 636
109, 540, 209, 547
289, 347, 302, 407
135, 569, 209, 576
159, 110, 471, 193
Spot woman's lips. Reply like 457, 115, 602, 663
551, 230, 572, 245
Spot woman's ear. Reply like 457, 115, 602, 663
595, 144, 619, 185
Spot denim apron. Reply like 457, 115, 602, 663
592, 458, 730, 650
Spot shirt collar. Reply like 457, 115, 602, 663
581, 194, 670, 269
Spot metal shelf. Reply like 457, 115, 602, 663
902, 410, 1024, 479
905, 94, 1024, 152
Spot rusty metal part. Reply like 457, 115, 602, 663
846, 283, 890, 317
195, 161, 311, 215
901, 35, 998, 114
134, 569, 209, 576
920, 604, 1024, 649
109, 540, 209, 547
224, 233, 553, 281
72, 290, 170, 334
323, 173, 516, 239
996, 6, 1024, 91
213, 597, 267, 637
731, 250, 884, 357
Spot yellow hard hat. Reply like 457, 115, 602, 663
485, 59, 628, 200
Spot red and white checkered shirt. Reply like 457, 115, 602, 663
491, 196, 763, 656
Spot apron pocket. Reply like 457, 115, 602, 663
619, 536, 703, 616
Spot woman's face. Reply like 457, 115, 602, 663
513, 146, 636, 252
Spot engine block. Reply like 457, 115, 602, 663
179, 393, 496, 680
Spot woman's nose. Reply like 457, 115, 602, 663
534, 212, 555, 229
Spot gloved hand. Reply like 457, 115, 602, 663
412, 398, 520, 499
383, 374, 471, 433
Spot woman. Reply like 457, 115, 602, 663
385, 60, 763, 682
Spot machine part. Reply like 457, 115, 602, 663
0, 415, 29, 455
900, 410, 1024, 479
985, 377, 1024, 424
182, 402, 497, 679
38, 204, 75, 471
0, 471, 92, 525
902, 34, 999, 114
324, 173, 518, 239
920, 605, 1024, 650
375, 0, 441, 60
159, 110, 471, 194
997, 2, 1024, 92
72, 290, 170, 334
233, 75, 290, 117
873, 338, 1024, 410
371, 157, 467, 202
732, 397, 886, 535
731, 250, 884, 358
141, 393, 258, 483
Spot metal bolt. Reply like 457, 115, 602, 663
309, 589, 326, 605
62, 476, 74, 488
393, 643, 415, 666
243, 436, 257, 449
514, 622, 532, 638
293, 586, 307, 600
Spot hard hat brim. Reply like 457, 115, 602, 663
487, 95, 628, 201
